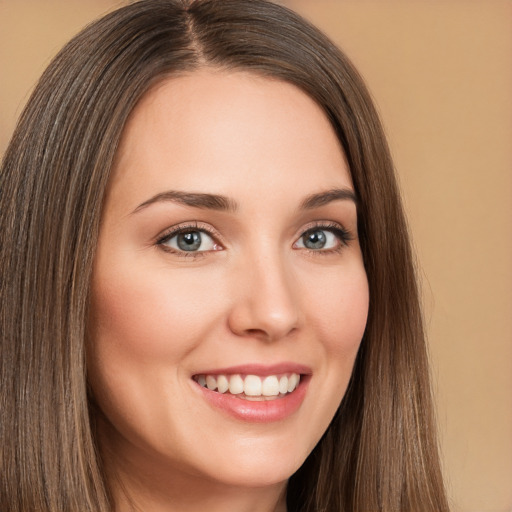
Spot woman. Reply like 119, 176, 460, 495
0, 0, 449, 510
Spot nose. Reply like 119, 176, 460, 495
227, 250, 300, 342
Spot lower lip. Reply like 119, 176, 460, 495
194, 377, 309, 423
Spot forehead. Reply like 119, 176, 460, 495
108, 69, 352, 212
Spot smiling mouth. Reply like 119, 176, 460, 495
193, 373, 301, 401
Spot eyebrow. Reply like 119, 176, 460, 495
131, 187, 356, 215
132, 190, 238, 214
299, 188, 357, 210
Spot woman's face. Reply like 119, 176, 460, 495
88, 70, 369, 494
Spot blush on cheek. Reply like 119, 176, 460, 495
311, 274, 369, 355
89, 264, 222, 366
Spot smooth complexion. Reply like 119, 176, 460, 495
87, 70, 369, 512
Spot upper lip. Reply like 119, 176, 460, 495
193, 362, 312, 377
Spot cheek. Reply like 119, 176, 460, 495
88, 263, 219, 365
86, 261, 227, 438
291, 260, 368, 451
302, 260, 368, 414
305, 263, 369, 357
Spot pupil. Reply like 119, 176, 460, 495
177, 231, 201, 251
305, 230, 326, 249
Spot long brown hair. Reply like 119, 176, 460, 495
0, 1, 449, 510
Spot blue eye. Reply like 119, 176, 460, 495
160, 229, 217, 252
294, 226, 350, 251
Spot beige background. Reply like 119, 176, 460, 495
1, 1, 511, 510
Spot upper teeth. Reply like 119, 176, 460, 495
195, 373, 300, 397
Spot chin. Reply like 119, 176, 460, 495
187, 434, 313, 489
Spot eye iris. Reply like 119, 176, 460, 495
304, 230, 326, 249
177, 231, 202, 251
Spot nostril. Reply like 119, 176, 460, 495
244, 326, 297, 342
246, 328, 266, 336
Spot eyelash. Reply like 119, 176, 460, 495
297, 222, 353, 255
156, 222, 219, 258
156, 221, 353, 258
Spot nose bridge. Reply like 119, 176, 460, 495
228, 241, 299, 341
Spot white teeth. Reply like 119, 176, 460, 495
287, 373, 299, 392
196, 372, 301, 398
279, 375, 289, 394
206, 375, 217, 390
217, 374, 229, 393
262, 375, 279, 396
244, 375, 262, 396
229, 374, 244, 395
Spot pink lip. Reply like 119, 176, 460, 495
193, 362, 312, 377
191, 363, 311, 423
